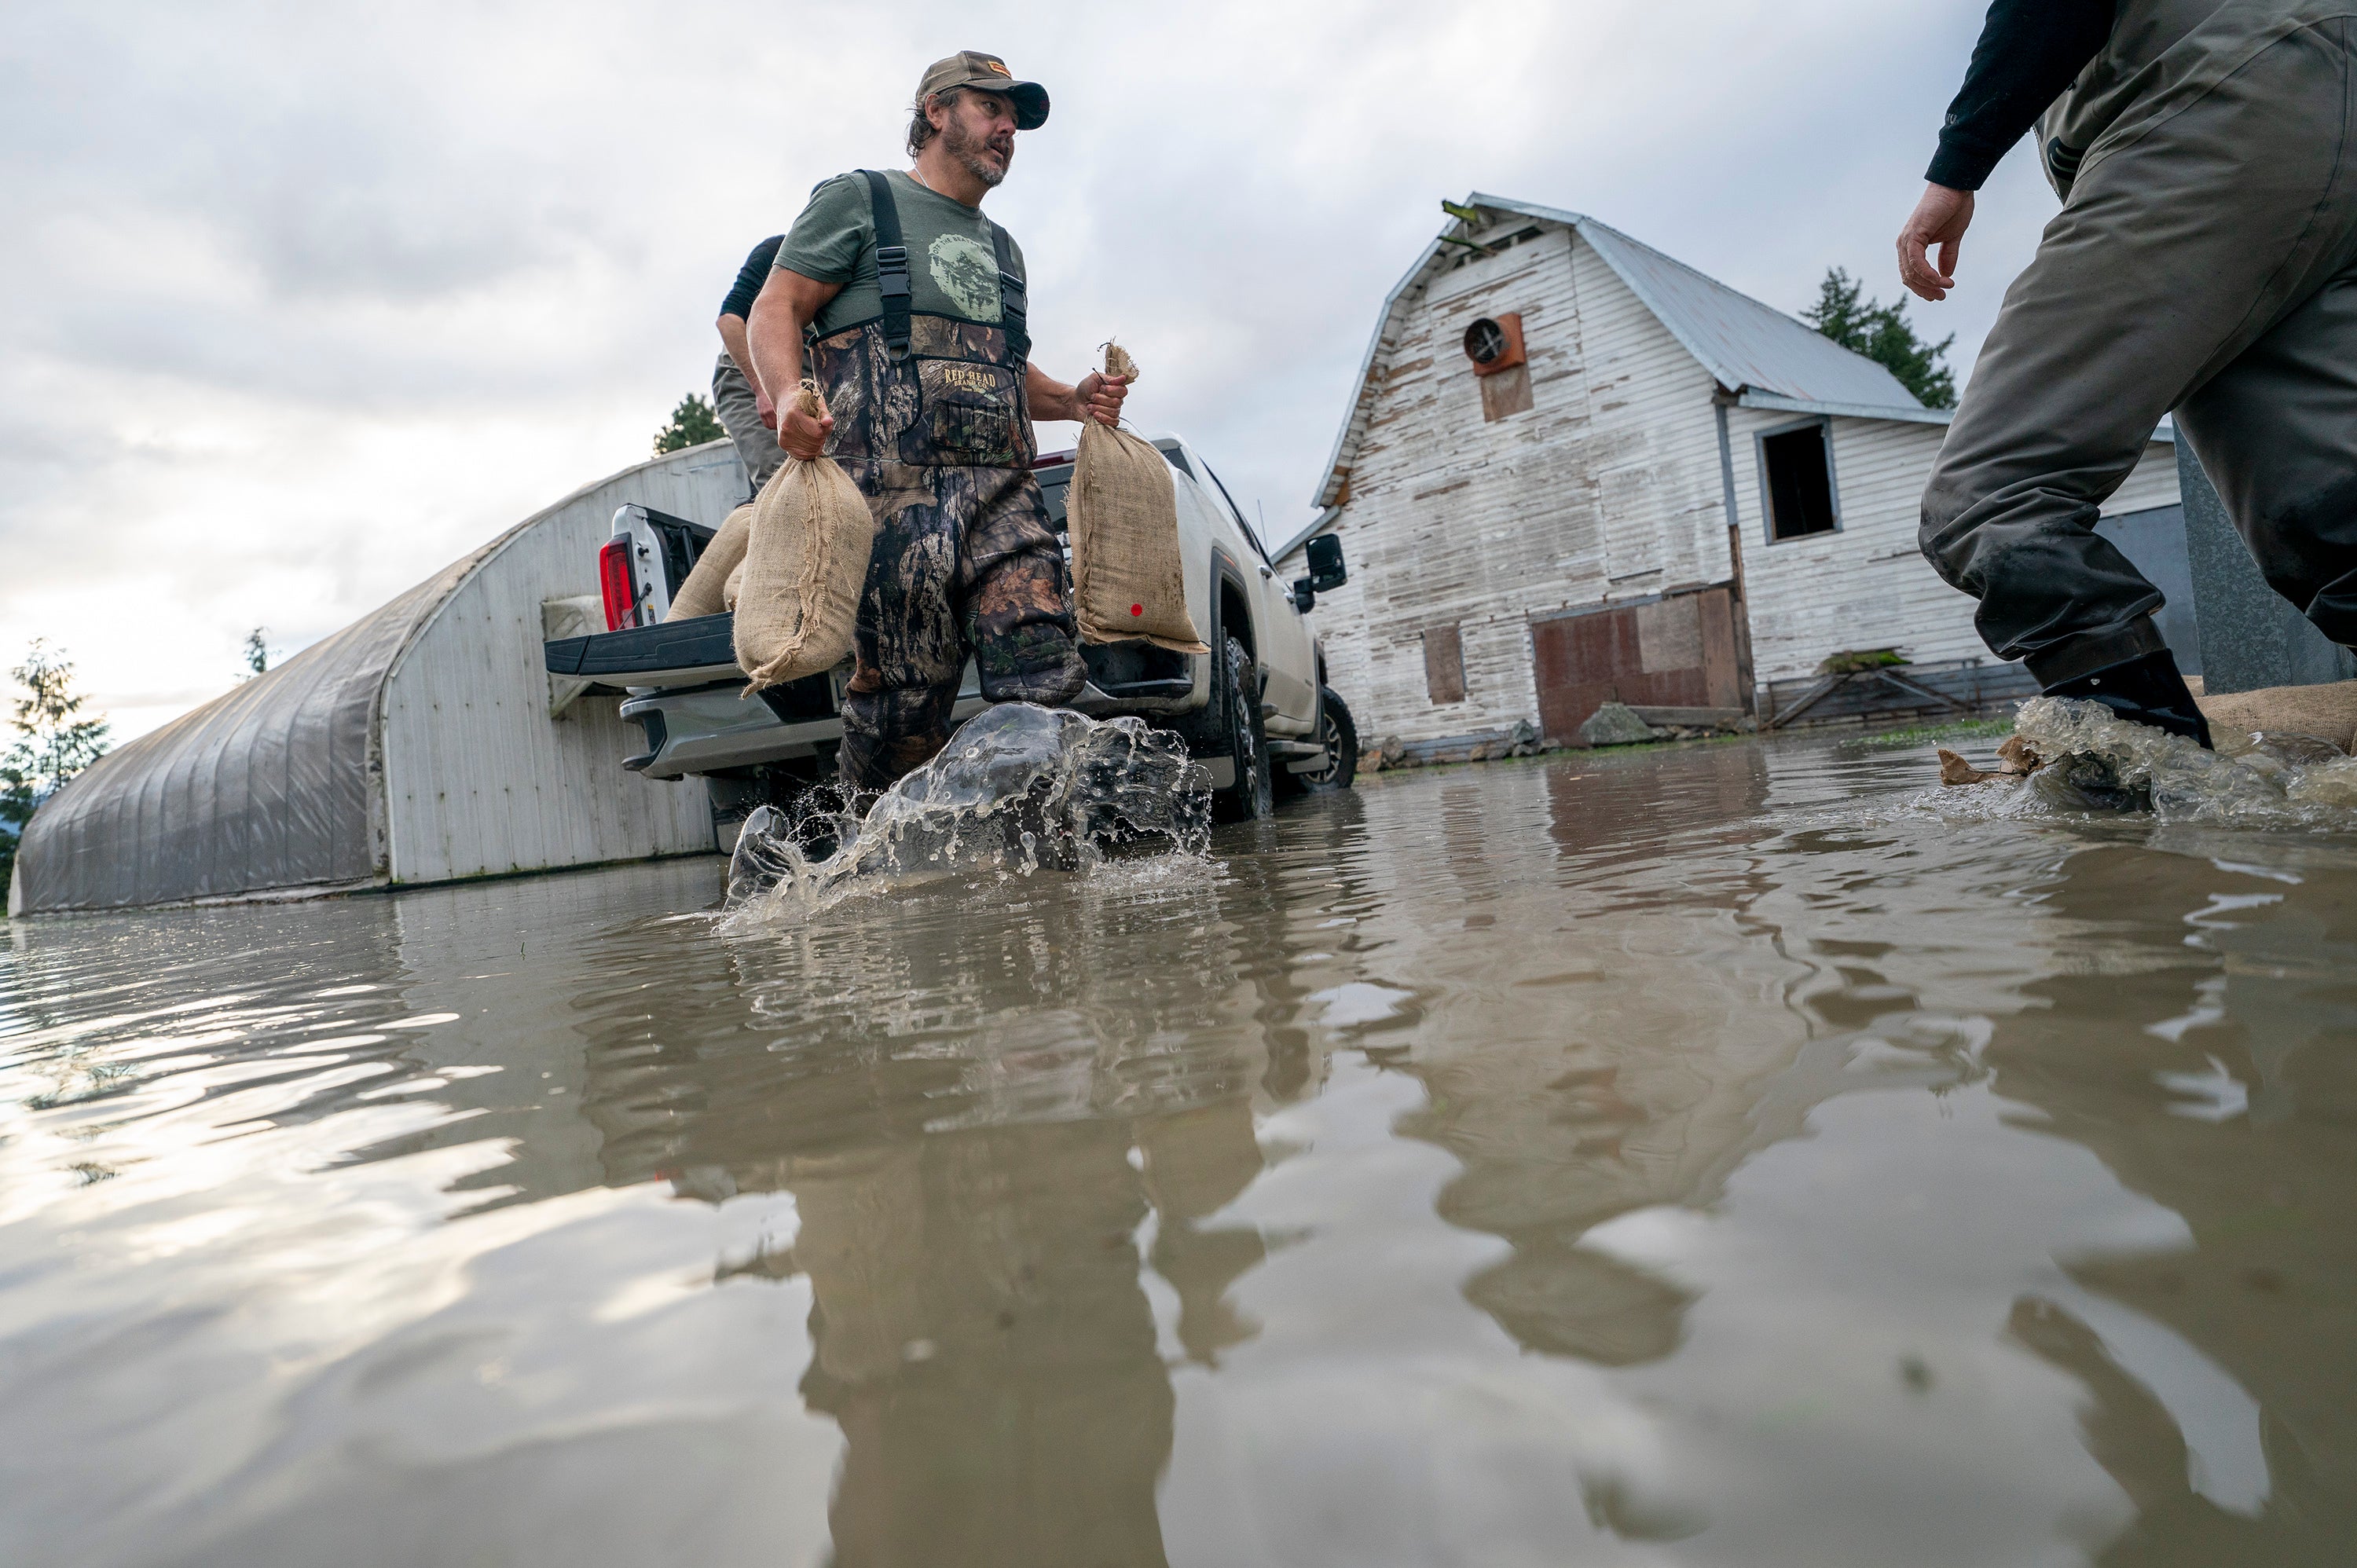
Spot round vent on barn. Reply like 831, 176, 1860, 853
1461, 313, 1526, 377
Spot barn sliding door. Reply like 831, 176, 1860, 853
1530, 587, 1747, 745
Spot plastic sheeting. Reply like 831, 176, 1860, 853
11, 547, 495, 914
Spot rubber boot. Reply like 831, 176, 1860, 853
2043, 649, 2213, 749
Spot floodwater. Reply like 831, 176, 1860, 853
4, 731, 2355, 1567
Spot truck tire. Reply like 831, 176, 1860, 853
1215, 633, 1273, 821
1287, 687, 1358, 793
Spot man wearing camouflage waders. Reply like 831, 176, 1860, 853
742, 51, 1128, 791
1906, 1, 2357, 746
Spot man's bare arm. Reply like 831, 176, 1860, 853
1026, 364, 1128, 425
746, 269, 844, 457
712, 311, 759, 394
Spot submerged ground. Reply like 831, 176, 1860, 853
3, 729, 2352, 1566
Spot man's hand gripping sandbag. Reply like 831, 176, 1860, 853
1067, 344, 1208, 655
731, 382, 876, 691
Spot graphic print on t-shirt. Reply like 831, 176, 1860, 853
929, 233, 1002, 321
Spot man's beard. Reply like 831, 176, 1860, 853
941, 113, 1012, 188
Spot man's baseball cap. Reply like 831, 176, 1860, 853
915, 50, 1049, 130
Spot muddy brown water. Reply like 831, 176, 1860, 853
4, 732, 2355, 1566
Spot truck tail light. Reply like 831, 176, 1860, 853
599, 537, 638, 631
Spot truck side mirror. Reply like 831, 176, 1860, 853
1305, 533, 1347, 592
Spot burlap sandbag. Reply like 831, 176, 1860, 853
723, 558, 746, 612
664, 503, 753, 621
2197, 678, 2357, 752
1068, 343, 1208, 654
733, 382, 876, 692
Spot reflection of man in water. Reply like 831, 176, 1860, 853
792, 1123, 1172, 1566
617, 1061, 1265, 1562
571, 836, 1298, 1563
780, 1099, 1264, 1566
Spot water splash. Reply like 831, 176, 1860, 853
1950, 696, 2357, 825
721, 702, 1212, 925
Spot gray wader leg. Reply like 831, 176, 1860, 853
711, 352, 785, 496
1921, 19, 2357, 684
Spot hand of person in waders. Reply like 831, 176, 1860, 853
1073, 371, 1129, 426
1897, 182, 1975, 302
777, 393, 834, 460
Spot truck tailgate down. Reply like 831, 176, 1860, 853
543, 614, 739, 691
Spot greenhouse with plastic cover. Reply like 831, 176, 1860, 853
7, 441, 749, 916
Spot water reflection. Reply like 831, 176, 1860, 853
1984, 841, 2357, 1556
566, 864, 1307, 1566
4, 737, 2356, 1565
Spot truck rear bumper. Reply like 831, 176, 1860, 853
553, 614, 1207, 781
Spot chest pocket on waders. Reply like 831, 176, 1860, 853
915, 355, 1021, 463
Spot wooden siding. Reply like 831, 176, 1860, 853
1734, 412, 2182, 683
380, 445, 744, 884
1310, 216, 2187, 734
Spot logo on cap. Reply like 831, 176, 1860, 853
981, 58, 1009, 75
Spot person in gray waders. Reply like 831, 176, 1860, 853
1904, 1, 2357, 747
742, 50, 1129, 791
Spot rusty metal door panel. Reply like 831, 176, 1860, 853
1531, 586, 1743, 745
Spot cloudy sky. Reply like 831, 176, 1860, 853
4, 1, 2055, 742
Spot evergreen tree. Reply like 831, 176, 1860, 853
1802, 267, 1957, 409
654, 393, 727, 454
0, 642, 112, 890
239, 627, 269, 680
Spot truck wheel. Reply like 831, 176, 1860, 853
1215, 633, 1273, 821
1291, 687, 1358, 793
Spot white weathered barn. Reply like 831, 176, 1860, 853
1277, 193, 2187, 750
9, 441, 747, 915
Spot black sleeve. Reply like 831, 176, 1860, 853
1926, 0, 2116, 190
718, 235, 785, 321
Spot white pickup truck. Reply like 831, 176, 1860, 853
543, 435, 1357, 828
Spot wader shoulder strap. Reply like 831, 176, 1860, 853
990, 222, 1028, 369
859, 170, 912, 361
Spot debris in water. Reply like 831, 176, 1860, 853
721, 702, 1211, 925
1937, 749, 2009, 786
1936, 732, 2044, 786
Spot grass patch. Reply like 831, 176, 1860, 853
1838, 716, 2014, 753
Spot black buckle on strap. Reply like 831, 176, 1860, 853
991, 221, 1029, 368
876, 244, 912, 361
860, 170, 914, 363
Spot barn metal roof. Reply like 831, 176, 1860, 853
1307, 192, 1926, 515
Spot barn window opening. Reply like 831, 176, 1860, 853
1759, 422, 1839, 541
1423, 625, 1467, 705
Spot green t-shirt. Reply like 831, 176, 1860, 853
777, 170, 1028, 339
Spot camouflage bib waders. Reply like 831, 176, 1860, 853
809, 170, 1086, 791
